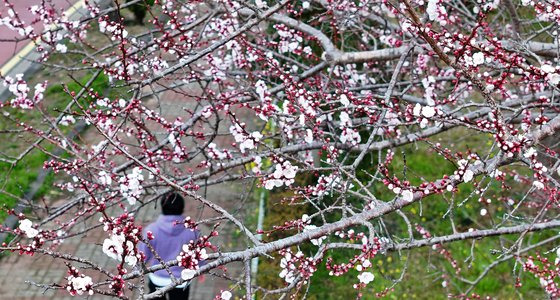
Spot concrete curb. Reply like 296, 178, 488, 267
0, 0, 90, 99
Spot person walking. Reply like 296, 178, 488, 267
139, 192, 201, 300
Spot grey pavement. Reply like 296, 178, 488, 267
0, 89, 244, 299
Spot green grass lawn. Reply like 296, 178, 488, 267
0, 72, 112, 222
255, 126, 554, 299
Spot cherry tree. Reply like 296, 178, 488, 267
1, 0, 560, 298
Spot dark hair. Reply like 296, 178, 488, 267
160, 192, 185, 215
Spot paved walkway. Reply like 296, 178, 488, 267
0, 196, 239, 299
0, 88, 249, 299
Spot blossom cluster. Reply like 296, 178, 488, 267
102, 233, 141, 266
66, 267, 94, 296
18, 219, 39, 239
308, 173, 352, 197
279, 249, 318, 284
216, 290, 232, 300
453, 158, 478, 184
2, 75, 46, 109
387, 180, 414, 202
522, 1, 560, 27
357, 271, 374, 285
273, 24, 303, 54
412, 103, 439, 128
426, 0, 448, 26
523, 254, 560, 298
119, 167, 144, 205
339, 112, 361, 145
263, 161, 299, 190
229, 123, 263, 153
540, 63, 560, 86
177, 242, 209, 280
101, 213, 143, 267
302, 223, 327, 246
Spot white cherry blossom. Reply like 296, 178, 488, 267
19, 219, 39, 238
401, 190, 414, 202
533, 181, 544, 189
220, 291, 232, 300
357, 272, 375, 284
463, 170, 474, 183
472, 52, 485, 66
59, 115, 76, 126
181, 269, 196, 280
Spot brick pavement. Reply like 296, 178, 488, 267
0, 86, 252, 299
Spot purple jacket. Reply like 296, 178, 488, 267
139, 215, 200, 279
